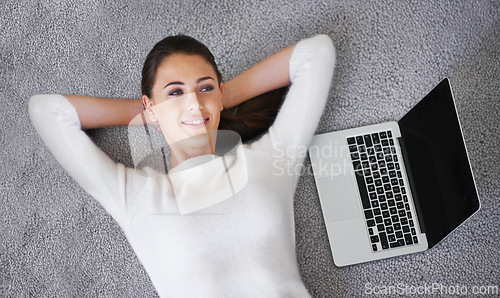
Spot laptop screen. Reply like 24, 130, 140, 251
398, 78, 480, 248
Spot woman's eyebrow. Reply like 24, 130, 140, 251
163, 76, 214, 89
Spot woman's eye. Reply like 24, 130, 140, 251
169, 89, 183, 96
201, 85, 214, 92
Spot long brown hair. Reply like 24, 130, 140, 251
141, 35, 287, 143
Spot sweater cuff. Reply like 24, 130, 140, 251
40, 94, 82, 128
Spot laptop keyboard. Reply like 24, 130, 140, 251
347, 130, 419, 252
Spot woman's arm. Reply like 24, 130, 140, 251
63, 95, 157, 129
222, 44, 296, 109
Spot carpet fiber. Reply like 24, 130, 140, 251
1, 0, 498, 296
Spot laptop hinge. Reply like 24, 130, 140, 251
397, 136, 427, 234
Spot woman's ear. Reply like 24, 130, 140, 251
142, 95, 158, 122
219, 82, 224, 111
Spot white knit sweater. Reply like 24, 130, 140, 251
29, 34, 336, 298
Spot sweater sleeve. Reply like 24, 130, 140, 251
268, 34, 335, 160
28, 94, 130, 224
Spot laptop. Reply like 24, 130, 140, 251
308, 78, 480, 266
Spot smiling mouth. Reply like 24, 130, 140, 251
181, 117, 209, 128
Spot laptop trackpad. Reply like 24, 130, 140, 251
317, 175, 361, 223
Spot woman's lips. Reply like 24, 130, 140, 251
181, 117, 209, 129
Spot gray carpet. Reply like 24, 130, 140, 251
1, 0, 499, 297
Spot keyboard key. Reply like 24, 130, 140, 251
356, 136, 364, 144
384, 184, 391, 191
367, 219, 375, 227
387, 131, 392, 137
372, 244, 378, 251
347, 137, 356, 144
349, 145, 357, 152
385, 155, 392, 162
393, 186, 400, 193
388, 199, 395, 207
380, 203, 388, 210
387, 163, 394, 170
371, 133, 380, 144
364, 134, 373, 147
373, 171, 381, 179
381, 139, 389, 146
378, 160, 386, 168
391, 178, 398, 185
359, 145, 366, 153
405, 203, 410, 211
388, 234, 396, 242
377, 224, 385, 232
394, 223, 401, 230
376, 187, 384, 194
382, 211, 390, 218
389, 139, 394, 146
376, 152, 384, 160
368, 184, 375, 192
390, 207, 397, 214
391, 147, 396, 154
403, 195, 408, 202
351, 152, 359, 160
380, 132, 387, 139
405, 234, 413, 245
395, 194, 402, 201
396, 202, 404, 209
380, 168, 388, 175
386, 192, 394, 199
375, 179, 382, 186
362, 161, 369, 168
371, 164, 378, 171
373, 209, 381, 216
401, 187, 406, 194
383, 147, 391, 154
364, 210, 374, 219
369, 192, 377, 200
384, 218, 391, 226
411, 228, 416, 235
369, 156, 376, 163
375, 216, 383, 223
360, 153, 368, 160
354, 171, 371, 209
399, 179, 404, 186
382, 176, 389, 183
396, 231, 403, 238
375, 144, 382, 152
413, 236, 418, 243
379, 195, 386, 202
402, 225, 410, 233
409, 220, 414, 227
370, 235, 379, 243
367, 148, 375, 155
390, 240, 405, 248
372, 201, 380, 208
366, 177, 374, 184
391, 215, 399, 223
386, 226, 394, 234
379, 232, 389, 249
368, 227, 374, 235
364, 169, 371, 176
398, 210, 406, 217
389, 170, 396, 177
401, 217, 408, 225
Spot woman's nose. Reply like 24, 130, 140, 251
184, 91, 203, 111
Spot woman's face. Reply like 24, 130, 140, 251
143, 53, 223, 146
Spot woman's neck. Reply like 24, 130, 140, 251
169, 132, 218, 169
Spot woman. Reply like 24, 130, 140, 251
29, 33, 335, 297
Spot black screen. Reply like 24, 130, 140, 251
398, 78, 480, 248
